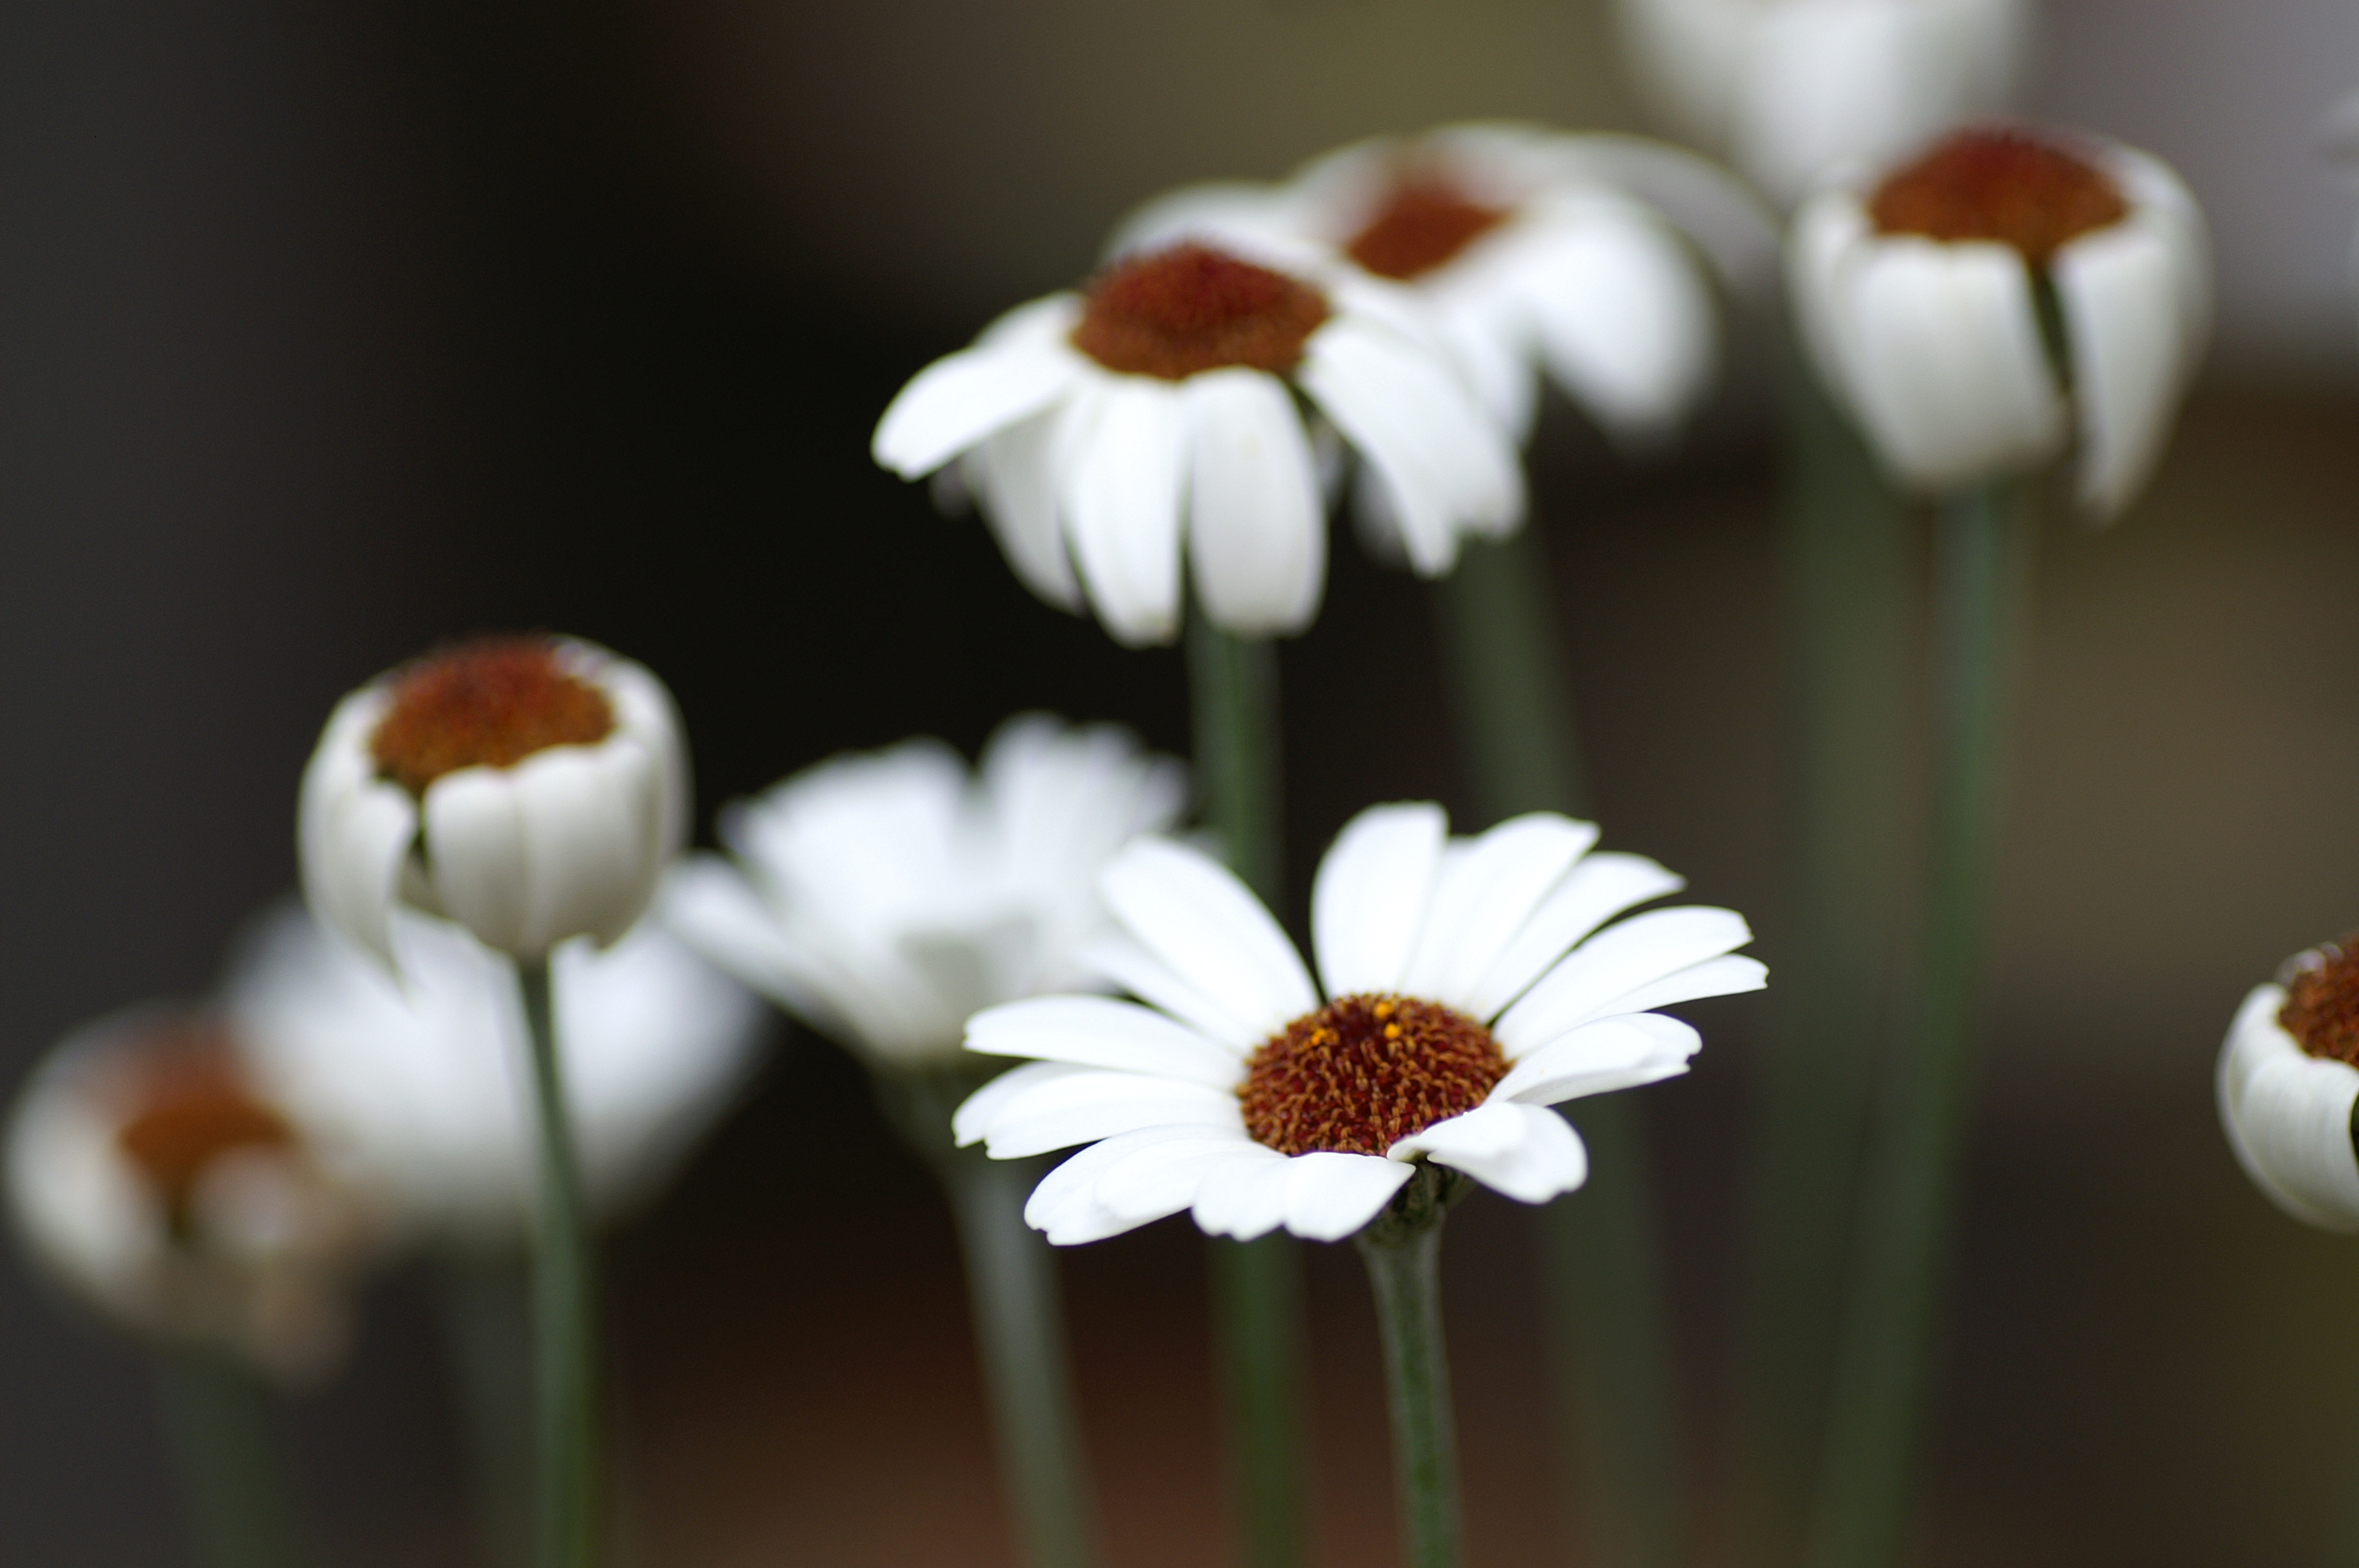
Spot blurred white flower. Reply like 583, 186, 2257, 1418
227, 899, 765, 1250
5, 1010, 376, 1382
300, 634, 689, 968
956, 804, 1765, 1245
872, 238, 1523, 644
1789, 125, 2209, 515
663, 715, 1186, 1072
1112, 124, 1774, 449
1616, 0, 2030, 208
2218, 939, 2359, 1234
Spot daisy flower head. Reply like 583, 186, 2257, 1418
227, 897, 767, 1250
663, 715, 1187, 1072
2218, 937, 2359, 1233
955, 804, 1765, 1245
300, 633, 689, 970
871, 229, 1525, 646
1790, 124, 2210, 517
6, 1008, 377, 1382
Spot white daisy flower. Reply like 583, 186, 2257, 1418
300, 633, 689, 969
2217, 938, 2359, 1234
225, 897, 767, 1250
6, 1008, 377, 1382
1616, 0, 2030, 208
871, 237, 1524, 645
1790, 125, 2211, 517
662, 715, 1187, 1071
954, 804, 1765, 1245
1111, 124, 1776, 450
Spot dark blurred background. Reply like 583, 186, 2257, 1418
7, 0, 2359, 1563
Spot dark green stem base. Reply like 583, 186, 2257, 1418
1358, 1166, 1470, 1568
518, 957, 600, 1568
155, 1348, 316, 1568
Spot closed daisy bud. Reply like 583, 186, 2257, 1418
1789, 125, 2211, 516
300, 634, 689, 968
2219, 938, 2359, 1233
6, 1011, 377, 1383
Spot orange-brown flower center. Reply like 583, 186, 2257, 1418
369, 635, 614, 798
1070, 243, 1331, 381
1346, 175, 1510, 281
1241, 994, 1505, 1158
114, 1022, 294, 1231
2281, 939, 2359, 1066
1869, 127, 2128, 267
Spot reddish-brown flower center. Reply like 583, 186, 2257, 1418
1070, 243, 1331, 381
1241, 993, 1506, 1158
114, 1022, 294, 1230
369, 635, 614, 798
1869, 127, 2128, 267
1346, 175, 1510, 281
2281, 940, 2359, 1066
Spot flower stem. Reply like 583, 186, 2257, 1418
1805, 481, 2031, 1568
432, 1252, 537, 1568
1186, 609, 1307, 1568
1356, 1165, 1467, 1568
154, 1347, 317, 1568
1432, 528, 1685, 1568
518, 956, 600, 1568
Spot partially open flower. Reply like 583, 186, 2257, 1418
5, 1010, 376, 1382
227, 896, 765, 1250
663, 715, 1185, 1070
955, 804, 1765, 1244
872, 237, 1523, 644
1790, 125, 2210, 515
2218, 938, 2359, 1233
300, 635, 688, 968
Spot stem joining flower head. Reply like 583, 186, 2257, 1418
2279, 938, 2359, 1065
1868, 126, 2127, 266
113, 1024, 295, 1237
369, 636, 616, 798
1346, 175, 1510, 282
1242, 994, 1506, 1157
1071, 242, 1331, 380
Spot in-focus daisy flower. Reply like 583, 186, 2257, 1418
2218, 937, 2359, 1232
1790, 125, 2211, 516
1616, 0, 2030, 209
6, 1010, 376, 1381
300, 634, 689, 969
227, 897, 766, 1250
1113, 124, 1775, 450
663, 715, 1186, 1072
871, 234, 1523, 644
955, 804, 1765, 1244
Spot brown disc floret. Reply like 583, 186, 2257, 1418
2281, 939, 2359, 1067
1347, 175, 1510, 281
1869, 126, 2127, 266
370, 635, 614, 799
1241, 993, 1507, 1157
114, 1022, 295, 1234
1070, 243, 1332, 381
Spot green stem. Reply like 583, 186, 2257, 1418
155, 1347, 317, 1568
1185, 609, 1307, 1568
1736, 356, 1917, 1568
1357, 1166, 1467, 1568
1805, 482, 2030, 1568
432, 1253, 537, 1568
1432, 528, 1685, 1568
518, 957, 600, 1568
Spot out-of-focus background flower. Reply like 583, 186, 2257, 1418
5, 0, 2359, 1562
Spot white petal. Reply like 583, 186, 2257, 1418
658, 855, 843, 1029
2055, 218, 2197, 521
976, 408, 1084, 611
1023, 1126, 1222, 1243
1787, 191, 1874, 413
953, 1062, 1086, 1149
1517, 203, 1718, 443
980, 1069, 1243, 1160
1282, 1152, 1414, 1241
2218, 984, 2359, 1232
1393, 1102, 1587, 1203
1737, 2, 1979, 207
1608, 953, 1768, 1016
1401, 815, 1600, 1012
420, 769, 533, 956
872, 296, 1085, 477
1092, 1133, 1268, 1226
1190, 1147, 1296, 1240
964, 995, 1243, 1087
1102, 840, 1318, 1044
1075, 935, 1263, 1052
1311, 804, 1447, 999
1183, 369, 1327, 637
1463, 852, 1685, 1022
1061, 376, 1188, 647
1492, 1013, 1702, 1104
511, 742, 654, 956
297, 687, 416, 971
1497, 906, 1753, 1055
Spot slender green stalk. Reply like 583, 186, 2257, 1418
1185, 609, 1307, 1568
432, 1252, 537, 1568
1736, 357, 1917, 1568
1356, 1165, 1469, 1568
1432, 528, 1685, 1568
1804, 482, 2031, 1568
518, 957, 599, 1568
155, 1347, 316, 1568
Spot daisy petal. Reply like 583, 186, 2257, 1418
976, 408, 1085, 610
1184, 369, 1327, 637
965, 996, 1243, 1087
981, 1070, 1244, 1160
421, 770, 532, 956
1464, 852, 1685, 1022
1093, 1133, 1267, 1225
1191, 1148, 1296, 1240
1497, 906, 1753, 1055
1608, 954, 1768, 1016
1402, 815, 1599, 1012
1493, 1014, 1701, 1105
513, 742, 652, 953
1063, 376, 1188, 647
954, 1062, 1089, 1148
1283, 1152, 1414, 1241
1394, 1102, 1587, 1203
2055, 217, 2197, 521
1074, 935, 1262, 1052
872, 297, 1083, 477
1103, 840, 1317, 1043
2218, 985, 2359, 1232
1312, 804, 1448, 999
1520, 205, 1717, 443
1024, 1125, 1221, 1243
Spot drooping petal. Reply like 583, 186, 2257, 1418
965, 995, 1244, 1087
980, 1069, 1244, 1160
1102, 840, 1318, 1043
1392, 1102, 1587, 1203
1311, 804, 1447, 1000
1190, 1146, 1296, 1240
872, 296, 1085, 477
1401, 815, 1599, 1013
511, 742, 653, 956
1282, 1152, 1416, 1240
1023, 1125, 1225, 1243
1074, 935, 1264, 1053
976, 408, 1085, 611
1492, 1013, 1702, 1104
953, 1062, 1085, 1149
1787, 190, 1875, 411
2217, 985, 2359, 1232
1061, 375, 1190, 647
297, 688, 416, 971
1463, 851, 1686, 1022
1183, 369, 1327, 637
420, 770, 533, 956
1516, 201, 1718, 444
1497, 906, 1754, 1055
2054, 217, 2197, 521
658, 855, 849, 1037
1092, 1132, 1270, 1228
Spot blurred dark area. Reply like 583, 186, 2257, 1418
6, 0, 2359, 1564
